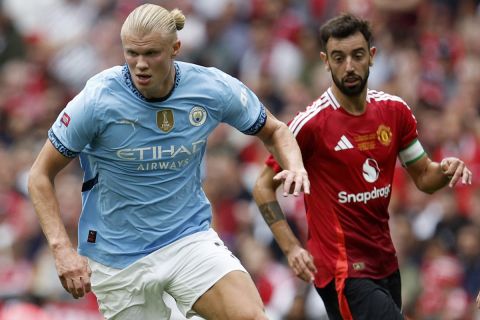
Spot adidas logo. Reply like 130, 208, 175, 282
334, 135, 354, 151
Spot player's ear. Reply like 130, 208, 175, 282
320, 52, 330, 71
172, 40, 181, 58
369, 46, 376, 66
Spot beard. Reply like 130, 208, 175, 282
332, 69, 369, 97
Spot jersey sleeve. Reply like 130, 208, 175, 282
49, 80, 100, 158
217, 71, 266, 135
397, 101, 426, 166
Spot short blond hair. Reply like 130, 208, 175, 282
120, 4, 185, 38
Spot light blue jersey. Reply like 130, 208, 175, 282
49, 62, 266, 268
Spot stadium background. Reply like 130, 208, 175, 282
0, 0, 479, 319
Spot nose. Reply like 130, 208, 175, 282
136, 55, 148, 70
345, 56, 354, 73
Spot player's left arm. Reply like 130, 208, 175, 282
252, 164, 316, 282
405, 154, 472, 194
255, 109, 310, 197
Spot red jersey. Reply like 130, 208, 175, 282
266, 88, 422, 288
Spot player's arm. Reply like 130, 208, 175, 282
252, 164, 316, 282
28, 140, 91, 299
255, 109, 310, 196
405, 154, 472, 194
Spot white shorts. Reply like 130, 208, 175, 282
88, 228, 247, 320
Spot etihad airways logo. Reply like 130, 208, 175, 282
116, 140, 206, 161
115, 140, 206, 171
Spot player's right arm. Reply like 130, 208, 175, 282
252, 164, 317, 283
28, 140, 91, 299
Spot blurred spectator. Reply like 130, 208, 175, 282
456, 224, 480, 299
0, 9, 26, 66
416, 239, 470, 320
391, 214, 422, 317
237, 235, 297, 320
239, 17, 303, 100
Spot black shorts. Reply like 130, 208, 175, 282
315, 270, 404, 320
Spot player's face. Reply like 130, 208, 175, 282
122, 31, 180, 99
322, 32, 375, 97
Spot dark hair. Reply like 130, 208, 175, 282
319, 13, 373, 51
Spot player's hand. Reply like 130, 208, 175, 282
440, 157, 472, 188
477, 291, 480, 309
273, 168, 310, 197
286, 245, 317, 283
53, 246, 92, 299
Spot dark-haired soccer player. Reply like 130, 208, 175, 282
253, 13, 472, 320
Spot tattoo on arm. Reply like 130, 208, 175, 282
259, 201, 285, 226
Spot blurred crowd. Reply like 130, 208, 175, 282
0, 0, 480, 319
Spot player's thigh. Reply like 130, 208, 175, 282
166, 229, 266, 319
112, 301, 171, 320
345, 277, 403, 320
315, 281, 344, 320
192, 270, 267, 320
89, 258, 170, 320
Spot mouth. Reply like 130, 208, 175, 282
135, 74, 151, 85
344, 76, 361, 87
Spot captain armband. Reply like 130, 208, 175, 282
399, 138, 426, 167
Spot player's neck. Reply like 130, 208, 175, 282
331, 86, 367, 115
142, 62, 176, 100
157, 64, 176, 98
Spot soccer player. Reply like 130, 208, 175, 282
27, 4, 310, 320
252, 13, 472, 320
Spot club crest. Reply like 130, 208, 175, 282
189, 106, 207, 127
377, 124, 392, 146
156, 109, 174, 133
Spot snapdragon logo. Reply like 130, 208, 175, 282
362, 158, 379, 183
338, 184, 391, 204
338, 157, 389, 204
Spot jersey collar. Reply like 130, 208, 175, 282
122, 62, 181, 103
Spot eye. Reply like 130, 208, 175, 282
145, 50, 160, 57
333, 55, 344, 63
126, 50, 138, 57
355, 52, 364, 59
